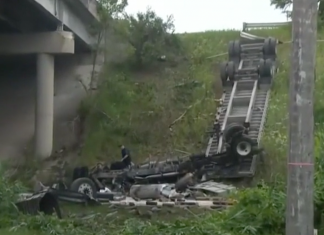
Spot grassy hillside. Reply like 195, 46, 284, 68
78, 30, 240, 165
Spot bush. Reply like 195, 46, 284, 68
115, 8, 183, 69
0, 165, 26, 227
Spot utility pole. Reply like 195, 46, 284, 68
286, 0, 317, 234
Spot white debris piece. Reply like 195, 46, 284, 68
189, 181, 236, 197
99, 187, 112, 193
130, 184, 167, 200
160, 184, 189, 199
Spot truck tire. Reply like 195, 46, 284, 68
70, 177, 98, 199
231, 134, 255, 158
227, 61, 236, 81
223, 123, 245, 143
263, 37, 276, 57
220, 62, 228, 84
259, 59, 272, 77
228, 40, 241, 61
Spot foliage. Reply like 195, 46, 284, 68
270, 0, 324, 20
269, 0, 292, 12
93, 0, 183, 69
0, 165, 26, 225
97, 0, 128, 20
79, 63, 213, 164
119, 8, 182, 68
78, 30, 242, 164
92, 0, 128, 35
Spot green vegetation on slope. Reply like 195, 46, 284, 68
79, 30, 240, 164
4, 14, 324, 235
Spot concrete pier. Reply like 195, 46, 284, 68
35, 54, 54, 158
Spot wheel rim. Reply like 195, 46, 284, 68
236, 141, 252, 156
78, 183, 93, 197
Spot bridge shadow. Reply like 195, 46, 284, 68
0, 54, 95, 161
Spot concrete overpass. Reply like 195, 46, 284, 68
0, 0, 101, 159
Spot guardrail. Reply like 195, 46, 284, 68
240, 31, 266, 40
242, 22, 291, 31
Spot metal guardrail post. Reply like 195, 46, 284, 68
242, 22, 247, 32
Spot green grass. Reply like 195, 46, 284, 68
78, 30, 240, 165
0, 229, 42, 235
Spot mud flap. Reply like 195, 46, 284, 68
16, 191, 62, 218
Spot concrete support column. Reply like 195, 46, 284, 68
35, 54, 54, 158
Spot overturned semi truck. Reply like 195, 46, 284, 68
204, 36, 278, 180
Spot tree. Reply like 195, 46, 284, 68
94, 0, 128, 48
86, 0, 128, 89
270, 0, 324, 20
116, 8, 182, 68
93, 2, 182, 69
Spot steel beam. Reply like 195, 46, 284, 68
30, 0, 97, 46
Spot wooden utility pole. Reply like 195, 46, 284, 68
286, 0, 317, 234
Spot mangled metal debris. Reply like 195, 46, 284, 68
17, 179, 236, 213
69, 146, 260, 198
16, 189, 62, 218
188, 181, 235, 196
107, 197, 233, 210
103, 180, 235, 210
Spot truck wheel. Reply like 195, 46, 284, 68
263, 37, 276, 57
227, 61, 236, 81
70, 177, 98, 199
259, 59, 272, 77
228, 40, 235, 59
228, 40, 241, 61
233, 40, 241, 57
220, 62, 228, 84
231, 135, 255, 158
223, 123, 245, 143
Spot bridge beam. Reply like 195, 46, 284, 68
0, 31, 74, 54
31, 0, 97, 47
35, 54, 54, 158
